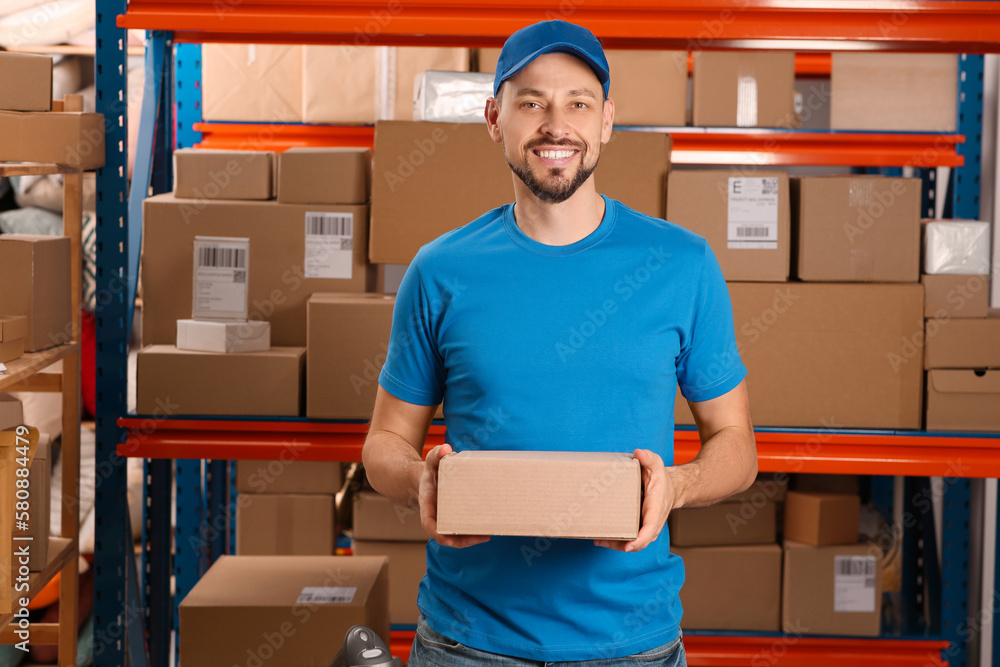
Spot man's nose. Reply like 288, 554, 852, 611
540, 105, 571, 138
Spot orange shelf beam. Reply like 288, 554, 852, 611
116, 418, 1000, 477
118, 1, 1000, 52
193, 123, 964, 168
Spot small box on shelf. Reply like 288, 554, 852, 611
0, 316, 27, 363
176, 319, 271, 354
0, 235, 71, 352
173, 149, 275, 201
236, 493, 335, 555
0, 52, 53, 112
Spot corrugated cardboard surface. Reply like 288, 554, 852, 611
782, 540, 883, 636
370, 121, 671, 264
13, 440, 49, 570
784, 491, 860, 546
924, 319, 1000, 369
0, 392, 24, 431
0, 315, 27, 363
176, 319, 271, 354
922, 274, 990, 319
0, 52, 52, 112
236, 460, 343, 495
141, 194, 371, 347
437, 451, 641, 540
236, 493, 335, 555
666, 170, 790, 281
0, 110, 105, 170
793, 176, 922, 282
674, 544, 781, 632
136, 345, 305, 417
202, 44, 303, 122
174, 149, 274, 200
351, 540, 426, 625
302, 46, 377, 123
926, 370, 1000, 432
307, 293, 394, 419
0, 235, 71, 352
675, 283, 925, 429
353, 490, 428, 541
278, 148, 370, 205
179, 555, 389, 667
831, 53, 957, 132
0, 436, 12, 613
669, 501, 776, 547
692, 51, 796, 128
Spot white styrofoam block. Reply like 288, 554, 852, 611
923, 220, 992, 275
176, 319, 271, 354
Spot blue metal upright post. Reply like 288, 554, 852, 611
175, 43, 203, 150
952, 54, 985, 221
941, 478, 973, 667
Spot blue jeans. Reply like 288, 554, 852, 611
408, 617, 686, 666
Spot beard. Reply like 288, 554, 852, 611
505, 139, 599, 204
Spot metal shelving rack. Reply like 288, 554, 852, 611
92, 2, 1000, 667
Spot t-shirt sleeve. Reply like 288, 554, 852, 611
378, 260, 446, 406
675, 242, 748, 403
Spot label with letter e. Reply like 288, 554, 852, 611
305, 212, 354, 279
834, 555, 876, 612
727, 177, 779, 250
296, 587, 357, 605
192, 236, 250, 321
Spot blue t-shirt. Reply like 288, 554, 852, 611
379, 196, 746, 661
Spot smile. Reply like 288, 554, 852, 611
535, 149, 576, 159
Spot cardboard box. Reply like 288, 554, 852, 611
831, 53, 958, 132
141, 194, 372, 347
176, 319, 271, 354
792, 176, 922, 282
0, 235, 71, 352
692, 51, 797, 128
0, 52, 52, 111
236, 460, 343, 495
923, 220, 992, 275
924, 319, 1000, 369
782, 540, 883, 636
0, 315, 27, 363
370, 121, 671, 264
784, 491, 860, 546
926, 370, 1000, 432
0, 393, 24, 431
675, 283, 924, 429
236, 493, 335, 555
351, 540, 426, 625
277, 148, 370, 205
307, 293, 393, 419
179, 555, 389, 667
353, 490, 428, 542
0, 110, 105, 170
667, 170, 790, 281
202, 44, 303, 122
13, 440, 49, 570
726, 472, 788, 504
669, 501, 776, 547
0, 433, 12, 614
302, 46, 377, 124
437, 451, 641, 540
136, 345, 305, 417
173, 149, 274, 201
674, 544, 782, 632
922, 274, 990, 319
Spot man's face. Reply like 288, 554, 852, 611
490, 52, 613, 204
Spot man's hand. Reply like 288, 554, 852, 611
419, 443, 491, 549
594, 449, 677, 553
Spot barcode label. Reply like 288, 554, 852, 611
192, 236, 250, 319
197, 246, 247, 269
834, 556, 877, 613
296, 586, 357, 605
728, 177, 779, 250
305, 212, 354, 280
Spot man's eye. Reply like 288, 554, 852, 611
572, 102, 588, 109
522, 102, 540, 109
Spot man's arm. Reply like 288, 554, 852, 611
362, 386, 489, 548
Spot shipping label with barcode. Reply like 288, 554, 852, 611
833, 555, 877, 612
296, 586, 357, 605
192, 236, 250, 320
305, 212, 354, 280
727, 177, 779, 250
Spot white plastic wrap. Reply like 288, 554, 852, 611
923, 220, 992, 275
413, 70, 494, 123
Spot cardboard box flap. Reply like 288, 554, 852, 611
929, 370, 1000, 394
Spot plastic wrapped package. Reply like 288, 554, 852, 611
413, 70, 493, 123
923, 220, 992, 275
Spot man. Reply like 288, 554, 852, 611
362, 20, 757, 666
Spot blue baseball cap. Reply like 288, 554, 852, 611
493, 20, 610, 99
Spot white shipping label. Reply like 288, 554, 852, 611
193, 237, 250, 319
305, 212, 354, 280
834, 556, 877, 613
727, 177, 779, 250
296, 586, 357, 605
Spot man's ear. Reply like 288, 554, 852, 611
485, 97, 504, 144
601, 96, 615, 144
